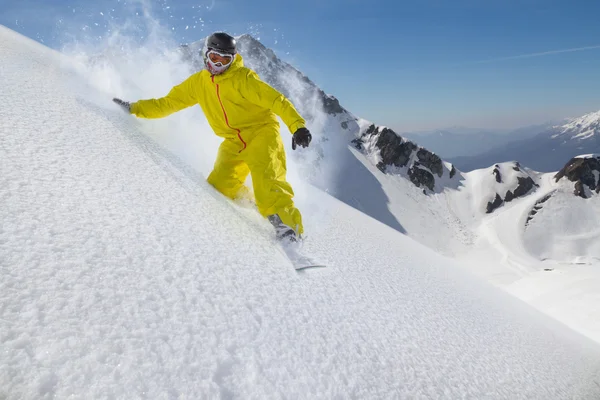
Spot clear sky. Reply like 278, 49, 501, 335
3, 0, 600, 132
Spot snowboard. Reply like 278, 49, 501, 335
277, 240, 327, 271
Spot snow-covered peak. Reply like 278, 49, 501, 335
465, 161, 539, 214
575, 153, 600, 159
554, 109, 600, 141
555, 154, 600, 198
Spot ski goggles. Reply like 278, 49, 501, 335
206, 49, 234, 66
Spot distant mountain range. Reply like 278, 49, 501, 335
401, 123, 563, 159
448, 111, 600, 172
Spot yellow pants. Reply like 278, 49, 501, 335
207, 125, 304, 235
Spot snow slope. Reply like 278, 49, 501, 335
524, 178, 600, 264
446, 168, 600, 343
3, 25, 600, 399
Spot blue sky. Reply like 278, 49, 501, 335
3, 0, 600, 131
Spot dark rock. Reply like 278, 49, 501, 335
513, 162, 521, 171
365, 124, 378, 136
356, 123, 458, 193
554, 156, 600, 198
574, 181, 587, 198
416, 149, 443, 177
351, 138, 364, 150
526, 192, 553, 225
505, 190, 515, 203
408, 167, 435, 191
526, 209, 537, 223
375, 128, 417, 168
538, 193, 552, 204
486, 194, 503, 213
492, 175, 537, 214
322, 94, 345, 115
493, 165, 502, 183
555, 157, 600, 186
513, 176, 537, 198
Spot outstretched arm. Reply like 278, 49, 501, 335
128, 75, 198, 119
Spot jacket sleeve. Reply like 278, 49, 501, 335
238, 71, 306, 134
130, 75, 197, 119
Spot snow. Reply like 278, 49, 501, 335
3, 24, 600, 399
506, 264, 600, 345
524, 177, 600, 264
449, 171, 600, 343
458, 162, 538, 215
556, 110, 600, 141
575, 153, 600, 159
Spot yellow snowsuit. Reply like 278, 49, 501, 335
129, 54, 305, 234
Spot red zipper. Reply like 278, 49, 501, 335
212, 75, 246, 152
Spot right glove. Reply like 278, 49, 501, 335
113, 98, 131, 113
292, 127, 311, 150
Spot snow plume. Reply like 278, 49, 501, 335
258, 61, 334, 220
57, 1, 223, 176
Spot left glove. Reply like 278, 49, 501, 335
292, 127, 311, 150
113, 98, 131, 113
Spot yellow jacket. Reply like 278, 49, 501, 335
130, 54, 306, 148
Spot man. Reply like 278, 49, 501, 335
113, 32, 311, 242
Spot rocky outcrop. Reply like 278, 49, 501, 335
353, 124, 458, 193
408, 167, 435, 192
485, 162, 539, 213
416, 149, 443, 177
506, 177, 536, 202
526, 192, 553, 225
554, 156, 600, 198
493, 165, 502, 183
351, 137, 364, 150
450, 165, 457, 179
486, 194, 503, 214
361, 125, 417, 169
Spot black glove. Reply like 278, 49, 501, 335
292, 127, 311, 150
113, 98, 131, 113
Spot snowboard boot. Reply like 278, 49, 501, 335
267, 214, 298, 243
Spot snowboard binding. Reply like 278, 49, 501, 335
268, 214, 300, 243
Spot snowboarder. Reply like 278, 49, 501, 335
113, 32, 312, 242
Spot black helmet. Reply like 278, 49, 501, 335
205, 32, 236, 55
